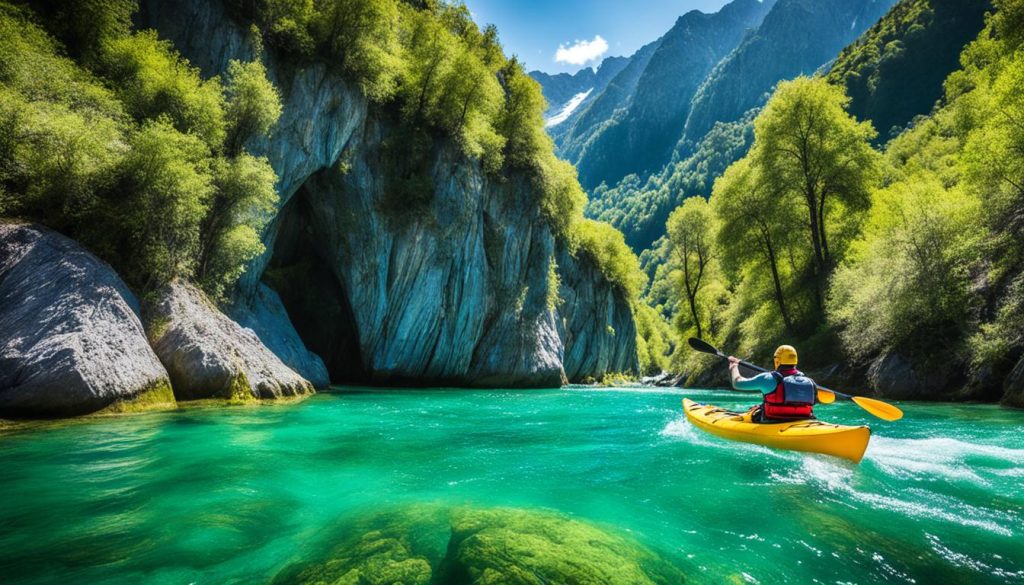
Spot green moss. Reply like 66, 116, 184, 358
272, 506, 449, 585
97, 378, 177, 415
440, 507, 684, 585
599, 372, 638, 386
145, 314, 171, 342
224, 370, 256, 404
545, 257, 562, 312
274, 505, 685, 585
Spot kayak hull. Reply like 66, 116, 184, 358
682, 398, 871, 463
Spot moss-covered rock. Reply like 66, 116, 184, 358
97, 379, 177, 415
276, 531, 432, 585
272, 506, 448, 585
439, 508, 684, 585
274, 505, 685, 585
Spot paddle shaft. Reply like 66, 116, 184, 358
689, 337, 850, 398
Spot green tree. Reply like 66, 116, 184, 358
199, 154, 279, 300
829, 176, 983, 359
100, 30, 227, 149
710, 158, 802, 331
29, 0, 136, 61
223, 53, 283, 157
117, 120, 214, 289
400, 10, 456, 122
312, 0, 402, 101
666, 196, 713, 339
496, 58, 548, 170
752, 76, 880, 308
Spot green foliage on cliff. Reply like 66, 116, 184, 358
226, 0, 636, 297
569, 220, 645, 303
0, 2, 282, 298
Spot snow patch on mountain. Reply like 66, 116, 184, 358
545, 88, 593, 128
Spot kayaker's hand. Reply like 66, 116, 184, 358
727, 356, 740, 371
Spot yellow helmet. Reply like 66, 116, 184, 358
774, 345, 798, 368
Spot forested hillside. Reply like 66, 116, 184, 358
637, 0, 990, 309
827, 0, 991, 141
556, 0, 903, 255
667, 0, 1024, 405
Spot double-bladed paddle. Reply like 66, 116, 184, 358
687, 337, 904, 421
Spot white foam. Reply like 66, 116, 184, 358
865, 436, 1024, 485
780, 457, 1018, 537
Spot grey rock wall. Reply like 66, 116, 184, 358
0, 223, 171, 416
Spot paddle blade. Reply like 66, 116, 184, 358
816, 389, 836, 404
852, 396, 904, 421
688, 337, 722, 356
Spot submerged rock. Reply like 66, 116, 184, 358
274, 505, 685, 585
145, 281, 313, 400
272, 507, 447, 585
440, 508, 684, 585
0, 223, 173, 417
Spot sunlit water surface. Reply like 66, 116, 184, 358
1, 387, 1022, 584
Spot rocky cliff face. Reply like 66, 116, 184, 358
137, 0, 638, 387
0, 223, 174, 417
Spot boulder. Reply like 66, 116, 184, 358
274, 505, 686, 585
228, 284, 329, 389
0, 223, 172, 417
145, 281, 313, 400
866, 351, 962, 400
439, 508, 685, 584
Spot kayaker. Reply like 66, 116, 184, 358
727, 345, 817, 422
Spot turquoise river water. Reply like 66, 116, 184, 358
1, 387, 1022, 584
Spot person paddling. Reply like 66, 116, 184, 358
727, 345, 817, 422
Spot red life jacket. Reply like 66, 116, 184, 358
763, 367, 815, 419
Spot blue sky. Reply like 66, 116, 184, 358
464, 0, 732, 74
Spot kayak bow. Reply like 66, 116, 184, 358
682, 398, 871, 463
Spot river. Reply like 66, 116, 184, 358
1, 387, 1022, 584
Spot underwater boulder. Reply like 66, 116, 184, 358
438, 507, 685, 585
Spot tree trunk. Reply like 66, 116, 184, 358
760, 222, 793, 331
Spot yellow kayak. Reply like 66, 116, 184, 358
682, 398, 871, 463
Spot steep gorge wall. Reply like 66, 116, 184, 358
138, 0, 638, 386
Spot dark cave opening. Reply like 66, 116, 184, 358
264, 187, 368, 385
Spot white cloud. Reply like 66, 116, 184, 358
554, 35, 608, 66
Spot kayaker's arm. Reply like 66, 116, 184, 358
727, 356, 773, 393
